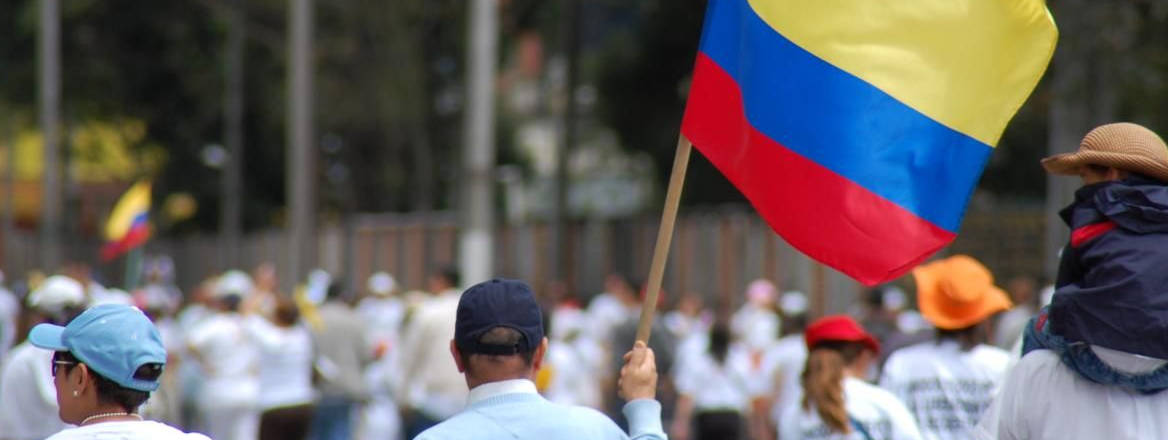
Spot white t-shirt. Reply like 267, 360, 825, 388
243, 316, 315, 409
674, 343, 756, 412
0, 287, 18, 360
45, 420, 211, 440
0, 342, 69, 439
975, 347, 1168, 440
585, 293, 638, 346
395, 291, 467, 419
761, 334, 809, 426
544, 336, 605, 408
357, 296, 405, 345
186, 312, 259, 409
731, 303, 780, 353
880, 341, 1009, 440
781, 377, 923, 440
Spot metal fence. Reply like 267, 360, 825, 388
1, 204, 1048, 315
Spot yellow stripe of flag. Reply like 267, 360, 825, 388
105, 180, 151, 241
746, 0, 1057, 146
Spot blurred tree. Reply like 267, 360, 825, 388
0, 0, 474, 235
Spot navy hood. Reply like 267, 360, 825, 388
1052, 176, 1168, 359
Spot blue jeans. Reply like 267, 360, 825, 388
309, 397, 354, 440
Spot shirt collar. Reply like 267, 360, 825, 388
466, 379, 538, 405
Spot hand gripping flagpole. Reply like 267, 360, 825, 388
635, 135, 692, 344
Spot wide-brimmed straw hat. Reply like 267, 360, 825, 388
912, 255, 1012, 330
1042, 122, 1168, 182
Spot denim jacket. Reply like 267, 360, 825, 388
1022, 307, 1168, 394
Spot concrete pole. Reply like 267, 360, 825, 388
459, 0, 498, 287
39, 0, 62, 271
221, 0, 246, 270
550, 0, 581, 285
2, 124, 13, 273
286, 0, 315, 291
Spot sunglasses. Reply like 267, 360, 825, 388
51, 352, 78, 377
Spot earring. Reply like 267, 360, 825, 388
72, 390, 79, 397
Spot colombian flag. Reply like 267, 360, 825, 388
101, 181, 152, 261
682, 0, 1057, 285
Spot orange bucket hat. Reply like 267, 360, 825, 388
912, 255, 1012, 330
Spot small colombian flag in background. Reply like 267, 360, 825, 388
101, 180, 152, 261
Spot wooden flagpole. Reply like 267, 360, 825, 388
635, 135, 692, 343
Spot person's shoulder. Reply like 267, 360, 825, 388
413, 410, 509, 440
5, 342, 44, 362
1014, 349, 1068, 378
998, 349, 1075, 396
2, 343, 49, 374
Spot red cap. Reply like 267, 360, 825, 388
804, 315, 880, 354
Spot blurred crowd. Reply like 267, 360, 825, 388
0, 253, 1046, 440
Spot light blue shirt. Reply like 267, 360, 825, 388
415, 379, 667, 440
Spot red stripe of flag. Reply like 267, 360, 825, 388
681, 54, 954, 285
100, 223, 152, 261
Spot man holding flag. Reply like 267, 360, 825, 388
631, 0, 1057, 348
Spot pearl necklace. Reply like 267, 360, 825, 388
81, 412, 143, 426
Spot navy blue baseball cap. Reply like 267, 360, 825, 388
29, 304, 167, 392
455, 279, 544, 355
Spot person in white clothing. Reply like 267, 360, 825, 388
671, 323, 754, 440
186, 270, 261, 440
0, 275, 88, 440
543, 301, 604, 408
29, 303, 209, 440
730, 279, 781, 356
586, 273, 642, 349
0, 270, 20, 361
780, 315, 922, 440
975, 347, 1168, 440
756, 291, 810, 438
356, 271, 404, 440
880, 255, 1012, 440
397, 266, 466, 438
244, 294, 316, 440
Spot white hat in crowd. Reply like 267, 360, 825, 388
90, 287, 134, 307
28, 275, 86, 314
367, 272, 397, 297
780, 290, 808, 316
215, 270, 254, 298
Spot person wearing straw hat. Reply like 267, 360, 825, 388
879, 255, 1012, 440
975, 123, 1168, 439
780, 315, 922, 440
29, 303, 209, 439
